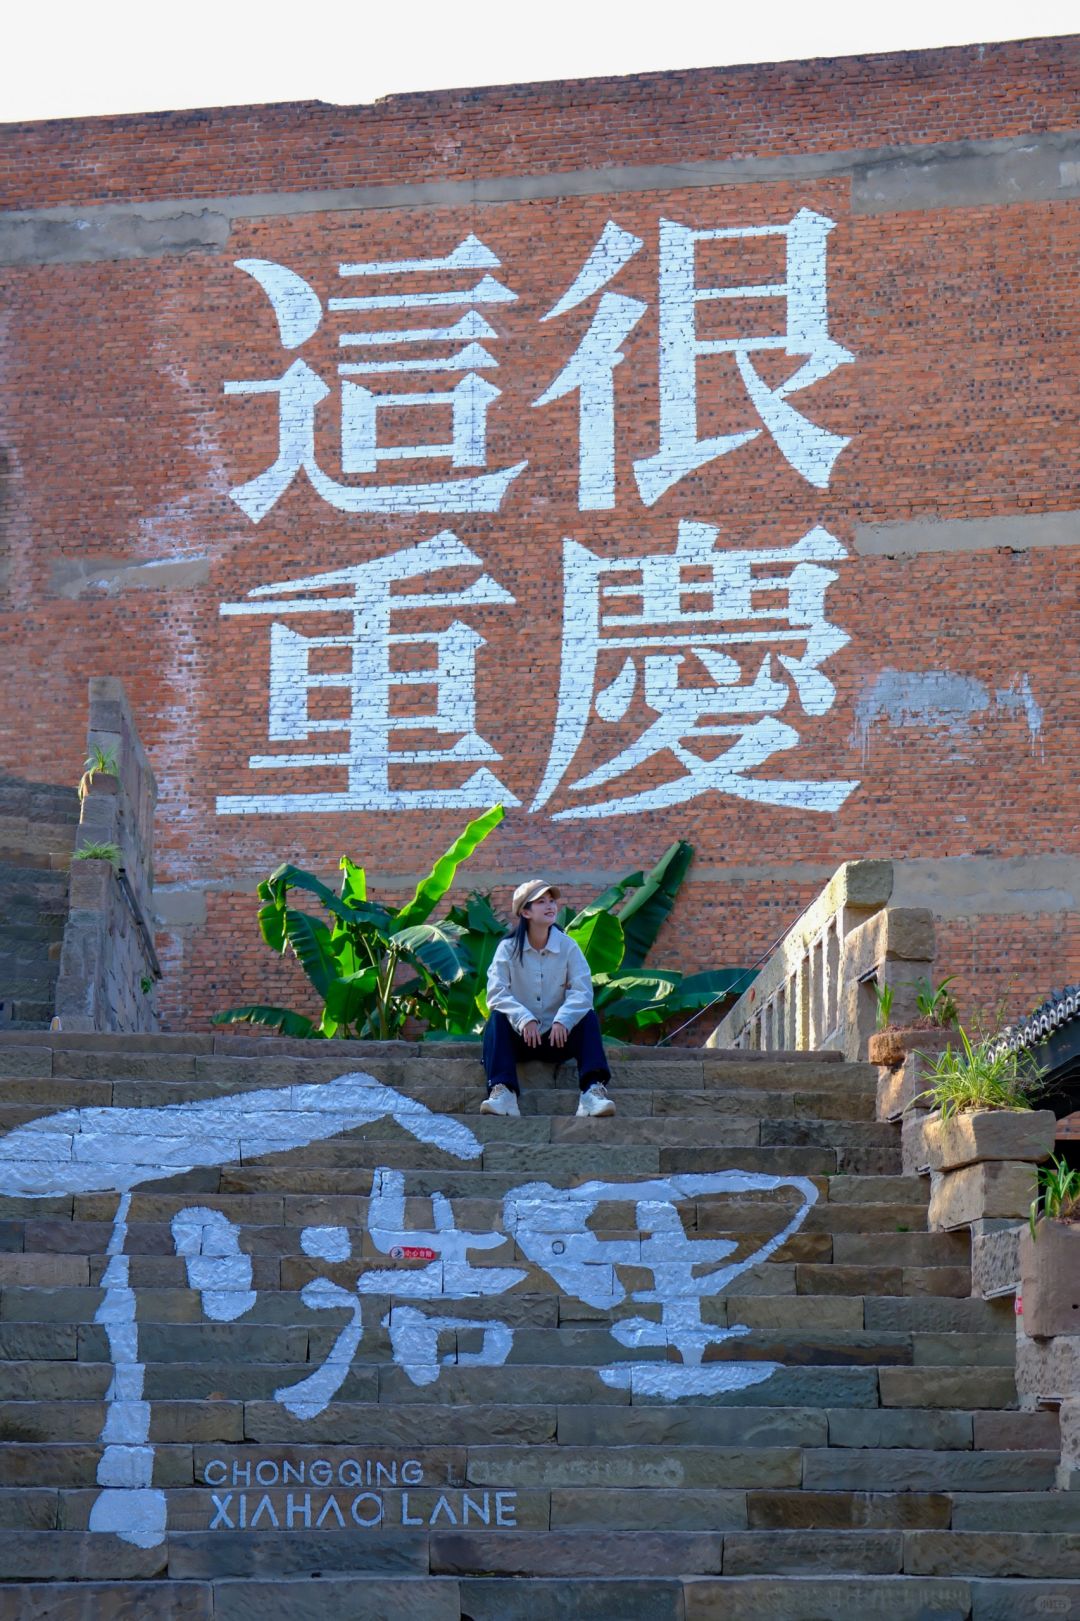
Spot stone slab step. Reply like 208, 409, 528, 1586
9, 1041, 870, 1096
24, 1573, 1080, 1621
794, 1263, 972, 1298
800, 1447, 1057, 1492
9, 1481, 977, 1539
0, 1203, 940, 1265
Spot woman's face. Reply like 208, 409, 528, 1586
522, 892, 559, 927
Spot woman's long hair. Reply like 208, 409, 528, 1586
509, 913, 562, 962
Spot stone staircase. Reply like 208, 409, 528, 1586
0, 776, 78, 1029
0, 1031, 1077, 1620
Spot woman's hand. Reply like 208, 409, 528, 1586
550, 1022, 569, 1048
522, 1021, 542, 1048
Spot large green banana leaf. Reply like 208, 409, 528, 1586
391, 923, 470, 985
393, 805, 505, 930
284, 910, 338, 997
616, 841, 694, 969
566, 871, 645, 927
258, 897, 287, 954
567, 911, 625, 976
662, 967, 756, 1009
263, 862, 394, 932
323, 969, 380, 1026
338, 855, 367, 906
211, 1004, 320, 1038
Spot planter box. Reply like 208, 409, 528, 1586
1020, 1221, 1080, 1338
921, 1109, 1056, 1173
67, 856, 114, 910
868, 1026, 955, 1069
1016, 1326, 1080, 1405
902, 1112, 933, 1176
877, 1051, 939, 1121
928, 1160, 1038, 1231
971, 1224, 1022, 1300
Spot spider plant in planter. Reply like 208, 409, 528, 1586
868, 974, 959, 1068
1021, 1157, 1080, 1337
77, 745, 119, 800
911, 1025, 1055, 1174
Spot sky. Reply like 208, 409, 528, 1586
4, 0, 1078, 124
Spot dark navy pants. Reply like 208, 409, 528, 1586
482, 1010, 611, 1095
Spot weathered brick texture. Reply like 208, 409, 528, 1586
0, 36, 1077, 1030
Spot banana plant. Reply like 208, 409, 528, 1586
213, 805, 505, 1040
422, 840, 753, 1042
561, 842, 752, 1040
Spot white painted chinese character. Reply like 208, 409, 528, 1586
276, 1168, 524, 1415
531, 519, 859, 818
507, 1170, 819, 1398
216, 531, 519, 815
224, 238, 527, 521
535, 211, 853, 508
170, 1208, 256, 1322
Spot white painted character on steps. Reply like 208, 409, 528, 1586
274, 1167, 525, 1416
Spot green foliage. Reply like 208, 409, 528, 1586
428, 841, 751, 1043
78, 745, 119, 800
914, 974, 959, 1028
72, 841, 121, 865
1030, 1157, 1080, 1239
216, 826, 754, 1045
918, 1025, 1043, 1120
213, 806, 504, 1041
873, 981, 895, 1032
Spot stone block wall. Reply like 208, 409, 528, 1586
1, 37, 1078, 1030
53, 679, 160, 1033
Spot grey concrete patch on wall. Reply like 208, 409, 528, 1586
856, 510, 1080, 558
850, 669, 1045, 761
51, 556, 211, 599
152, 887, 208, 928
0, 208, 230, 266
3, 128, 1078, 266
852, 129, 1080, 213
891, 856, 1080, 918
154, 856, 1080, 931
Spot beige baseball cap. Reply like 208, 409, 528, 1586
511, 879, 561, 916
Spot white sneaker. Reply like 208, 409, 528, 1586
576, 1082, 615, 1118
481, 1084, 521, 1117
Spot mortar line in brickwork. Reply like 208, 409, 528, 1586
3, 128, 1080, 259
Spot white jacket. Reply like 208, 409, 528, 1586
486, 928, 594, 1035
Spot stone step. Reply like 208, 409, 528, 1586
16, 1523, 1053, 1581
10, 1040, 872, 1095
0, 1076, 882, 1120
0, 1000, 54, 1026
0, 968, 60, 999
3, 1479, 1068, 1534
1, 1200, 937, 1258
793, 1262, 972, 1298
4, 1574, 1049, 1621
0, 918, 66, 943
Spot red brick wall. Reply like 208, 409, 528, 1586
1, 37, 1078, 1033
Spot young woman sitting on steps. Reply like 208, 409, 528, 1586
480, 880, 614, 1119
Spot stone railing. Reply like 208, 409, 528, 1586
53, 678, 160, 1033
706, 859, 935, 1060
